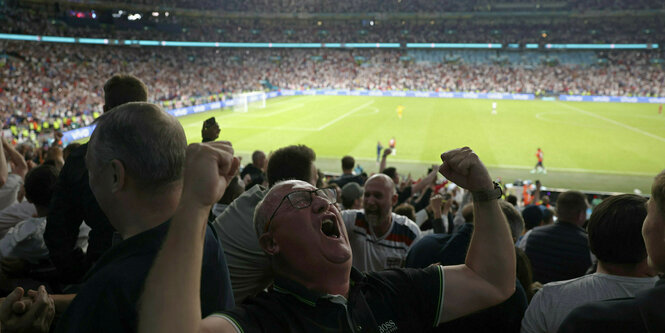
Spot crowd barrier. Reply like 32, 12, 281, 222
559, 95, 665, 103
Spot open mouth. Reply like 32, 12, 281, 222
321, 218, 341, 238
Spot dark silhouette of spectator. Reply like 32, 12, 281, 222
328, 155, 364, 188
522, 194, 657, 333
340, 182, 363, 210
558, 171, 665, 333
239, 150, 266, 190
45, 74, 148, 285
522, 191, 592, 284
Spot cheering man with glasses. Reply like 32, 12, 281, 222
140, 146, 516, 333
264, 188, 338, 232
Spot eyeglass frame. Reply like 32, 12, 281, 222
264, 187, 337, 233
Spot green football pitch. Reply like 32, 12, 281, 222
175, 95, 664, 194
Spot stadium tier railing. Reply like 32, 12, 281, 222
0, 33, 660, 50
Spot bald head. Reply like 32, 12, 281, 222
365, 174, 396, 195
363, 174, 398, 232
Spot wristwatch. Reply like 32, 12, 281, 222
471, 181, 503, 202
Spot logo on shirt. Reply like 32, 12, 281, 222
378, 320, 398, 333
386, 257, 403, 268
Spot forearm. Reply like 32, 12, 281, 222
412, 170, 436, 194
0, 144, 7, 185
51, 294, 76, 314
3, 143, 27, 177
379, 154, 387, 172
139, 198, 209, 333
465, 199, 515, 298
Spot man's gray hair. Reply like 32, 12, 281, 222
88, 102, 186, 191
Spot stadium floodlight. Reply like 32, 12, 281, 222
232, 91, 267, 113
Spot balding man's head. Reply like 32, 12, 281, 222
87, 102, 186, 193
363, 174, 398, 231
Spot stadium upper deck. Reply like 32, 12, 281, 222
2, 2, 664, 44
63, 0, 665, 12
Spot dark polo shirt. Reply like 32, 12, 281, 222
523, 221, 591, 284
215, 265, 444, 332
55, 220, 234, 332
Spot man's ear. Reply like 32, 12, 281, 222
259, 233, 279, 256
109, 159, 126, 193
391, 193, 398, 207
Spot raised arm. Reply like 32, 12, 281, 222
2, 138, 27, 179
139, 141, 239, 333
412, 166, 438, 195
379, 148, 391, 172
0, 138, 8, 187
437, 147, 515, 323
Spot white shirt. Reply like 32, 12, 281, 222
0, 216, 91, 264
0, 174, 23, 211
0, 201, 37, 239
342, 209, 421, 272
521, 272, 658, 333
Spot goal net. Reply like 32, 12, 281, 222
232, 91, 267, 112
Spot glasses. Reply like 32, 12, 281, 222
265, 188, 337, 232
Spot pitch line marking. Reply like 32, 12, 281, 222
219, 125, 317, 131
242, 103, 305, 117
353, 157, 656, 177
557, 102, 665, 143
316, 100, 375, 131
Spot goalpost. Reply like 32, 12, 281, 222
232, 91, 267, 112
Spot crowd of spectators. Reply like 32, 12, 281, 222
2, 4, 664, 44
78, 0, 665, 13
0, 74, 661, 332
1, 41, 663, 140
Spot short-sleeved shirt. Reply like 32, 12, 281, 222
214, 265, 445, 333
558, 279, 665, 333
341, 210, 421, 272
521, 273, 657, 333
55, 220, 234, 332
0, 201, 37, 239
211, 186, 271, 303
0, 216, 90, 264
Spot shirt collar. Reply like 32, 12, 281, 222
272, 267, 365, 307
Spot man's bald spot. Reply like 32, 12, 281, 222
365, 174, 396, 195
